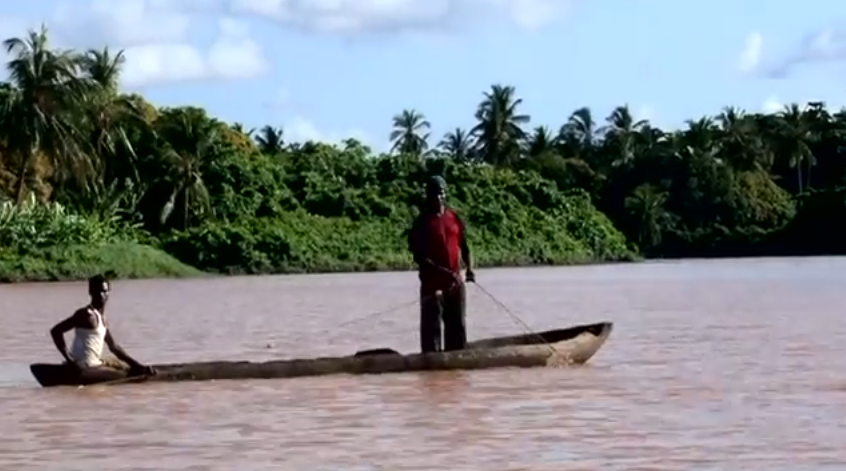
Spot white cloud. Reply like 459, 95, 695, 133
121, 45, 208, 87
267, 95, 387, 152
231, 0, 451, 34
499, 0, 565, 31
119, 18, 268, 87
285, 116, 375, 147
738, 32, 762, 73
53, 0, 192, 47
635, 104, 655, 122
762, 96, 782, 113
206, 18, 269, 79
230, 0, 568, 35
0, 1, 268, 87
0, 1, 270, 88
764, 27, 846, 78
264, 88, 290, 110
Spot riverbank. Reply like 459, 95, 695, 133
0, 201, 639, 283
0, 242, 205, 283
0, 242, 639, 283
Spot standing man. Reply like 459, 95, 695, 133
407, 175, 476, 354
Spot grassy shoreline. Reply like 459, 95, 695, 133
9, 244, 839, 285
0, 243, 641, 284
0, 242, 206, 283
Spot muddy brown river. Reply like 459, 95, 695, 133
1, 257, 845, 470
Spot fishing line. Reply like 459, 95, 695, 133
470, 281, 560, 357
324, 284, 468, 334
333, 297, 420, 329
420, 258, 558, 356
470, 282, 535, 335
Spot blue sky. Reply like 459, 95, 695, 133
0, 0, 844, 151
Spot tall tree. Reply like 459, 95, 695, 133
601, 105, 648, 169
78, 47, 146, 188
776, 104, 817, 193
438, 127, 474, 161
155, 108, 218, 229
255, 125, 283, 154
390, 109, 430, 158
526, 125, 555, 158
472, 84, 529, 166
0, 24, 93, 202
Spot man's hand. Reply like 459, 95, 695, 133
129, 364, 157, 377
465, 269, 476, 283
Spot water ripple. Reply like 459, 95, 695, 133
2, 258, 846, 469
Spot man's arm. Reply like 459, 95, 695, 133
50, 312, 83, 364
407, 214, 425, 266
456, 213, 474, 273
104, 330, 144, 370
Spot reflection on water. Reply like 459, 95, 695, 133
3, 258, 846, 470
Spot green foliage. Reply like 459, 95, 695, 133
0, 27, 845, 283
0, 193, 134, 254
0, 242, 203, 282
162, 156, 634, 275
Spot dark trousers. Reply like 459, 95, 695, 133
420, 283, 467, 354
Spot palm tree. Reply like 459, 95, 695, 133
472, 84, 529, 166
624, 184, 668, 252
715, 106, 770, 171
438, 127, 474, 161
78, 47, 146, 189
0, 24, 93, 203
557, 107, 596, 155
80, 47, 122, 96
776, 103, 817, 193
682, 117, 718, 153
231, 122, 255, 140
601, 105, 648, 168
255, 125, 283, 154
0, 82, 16, 197
389, 109, 430, 158
155, 109, 218, 229
526, 125, 555, 158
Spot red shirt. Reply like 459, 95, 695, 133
408, 208, 465, 295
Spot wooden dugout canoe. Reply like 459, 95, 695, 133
29, 321, 613, 388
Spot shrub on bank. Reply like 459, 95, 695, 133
0, 196, 202, 282
0, 194, 136, 254
0, 242, 204, 282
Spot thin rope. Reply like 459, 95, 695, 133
470, 282, 559, 357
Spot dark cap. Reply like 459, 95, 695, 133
426, 175, 446, 193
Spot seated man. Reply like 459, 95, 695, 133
50, 274, 155, 377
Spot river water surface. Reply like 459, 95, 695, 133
1, 257, 845, 470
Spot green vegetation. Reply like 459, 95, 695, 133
0, 26, 843, 282
0, 195, 202, 281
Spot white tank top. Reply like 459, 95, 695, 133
70, 307, 107, 368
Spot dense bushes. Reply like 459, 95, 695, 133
0, 194, 200, 281
0, 243, 202, 282
161, 154, 633, 275
0, 194, 135, 254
